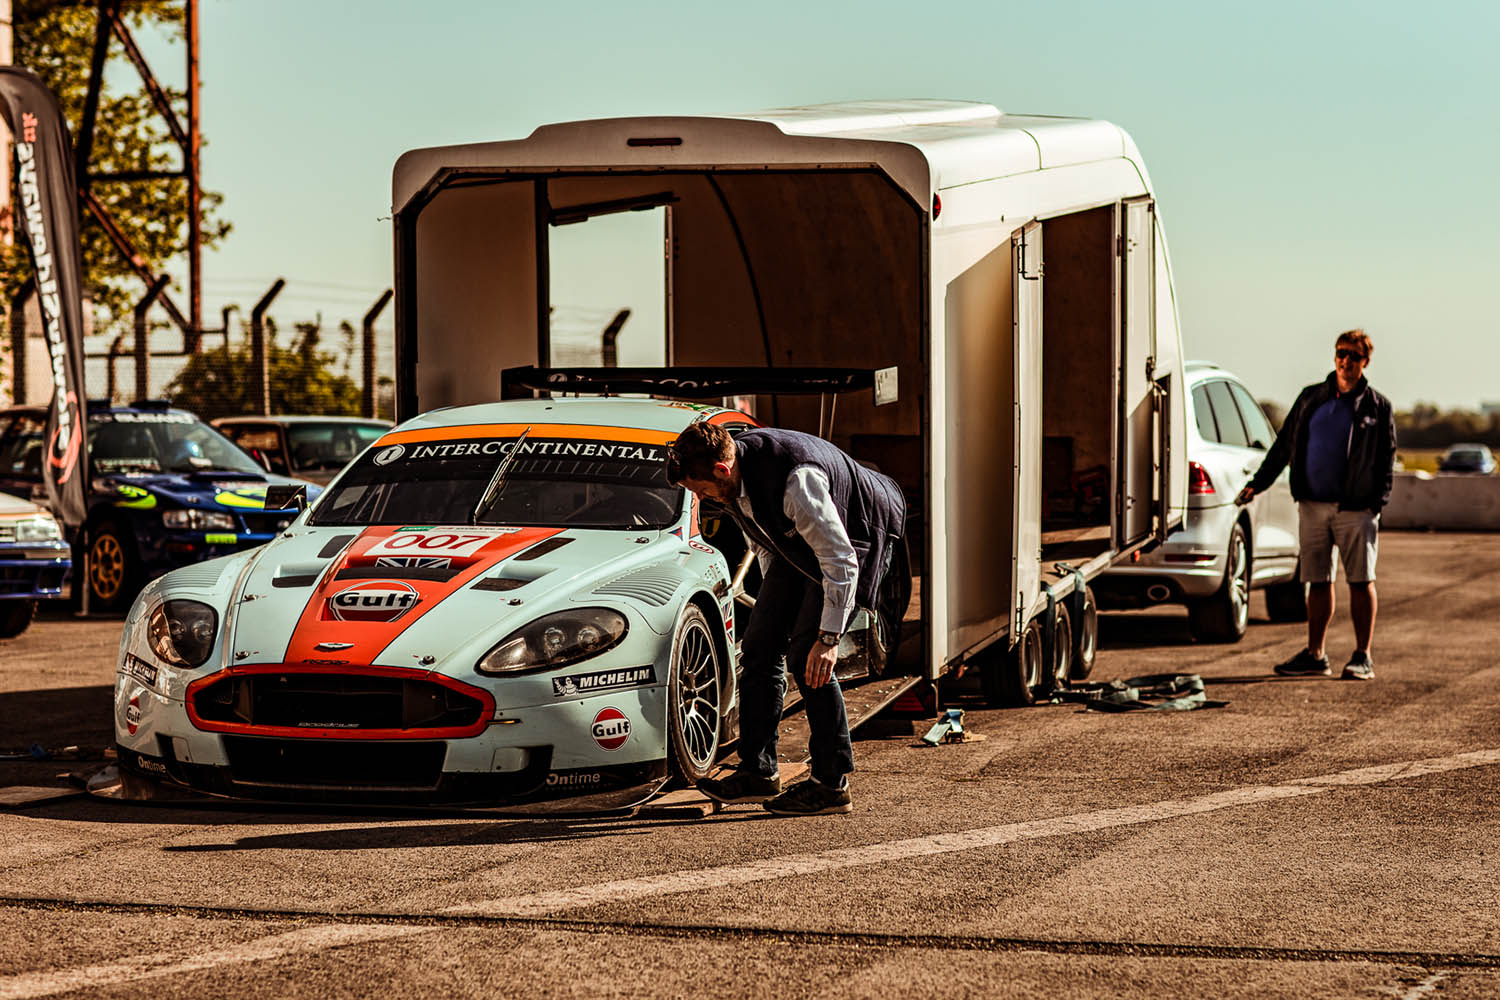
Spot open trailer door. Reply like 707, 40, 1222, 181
1011, 222, 1044, 638
1116, 198, 1157, 549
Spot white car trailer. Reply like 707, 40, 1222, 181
389, 99, 1188, 705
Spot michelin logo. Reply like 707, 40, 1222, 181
552, 665, 657, 698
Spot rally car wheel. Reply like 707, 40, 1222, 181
0, 600, 36, 638
668, 606, 722, 782
86, 522, 139, 613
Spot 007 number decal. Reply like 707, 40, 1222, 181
364, 530, 511, 558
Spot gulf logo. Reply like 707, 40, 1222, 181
591, 707, 631, 752
328, 580, 419, 622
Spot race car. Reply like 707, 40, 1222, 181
112, 398, 760, 811
0, 491, 70, 637
0, 401, 321, 611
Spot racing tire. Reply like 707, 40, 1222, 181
1188, 522, 1250, 644
84, 521, 141, 614
1069, 585, 1098, 681
1265, 573, 1309, 623
1044, 601, 1074, 694
667, 605, 722, 783
0, 600, 36, 638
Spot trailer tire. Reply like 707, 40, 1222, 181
1069, 585, 1098, 681
986, 617, 1046, 707
1045, 602, 1074, 693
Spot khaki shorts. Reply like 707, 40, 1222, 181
1298, 501, 1379, 583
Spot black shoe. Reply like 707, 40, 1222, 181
1274, 649, 1332, 677
698, 771, 781, 805
1342, 652, 1375, 681
764, 779, 852, 816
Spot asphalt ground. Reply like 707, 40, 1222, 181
1, 531, 1497, 999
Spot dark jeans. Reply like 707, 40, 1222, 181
736, 558, 854, 787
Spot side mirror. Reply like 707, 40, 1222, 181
263, 484, 307, 512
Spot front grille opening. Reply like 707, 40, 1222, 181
193, 673, 484, 731
223, 736, 447, 788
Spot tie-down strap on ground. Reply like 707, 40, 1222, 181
1061, 673, 1228, 712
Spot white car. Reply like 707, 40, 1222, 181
1096, 363, 1305, 642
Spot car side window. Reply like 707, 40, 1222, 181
224, 425, 288, 475
0, 413, 46, 478
1227, 381, 1275, 450
1190, 386, 1219, 443
1204, 381, 1250, 447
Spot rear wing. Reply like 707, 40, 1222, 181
502, 365, 899, 406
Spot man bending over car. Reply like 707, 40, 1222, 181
668, 421, 905, 816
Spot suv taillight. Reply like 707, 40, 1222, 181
1189, 462, 1215, 495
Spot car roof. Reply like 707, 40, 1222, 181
1184, 361, 1252, 388
388, 397, 742, 437
214, 415, 393, 426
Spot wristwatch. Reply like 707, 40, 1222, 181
818, 631, 842, 647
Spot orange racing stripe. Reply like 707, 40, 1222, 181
279, 525, 564, 670
376, 423, 677, 447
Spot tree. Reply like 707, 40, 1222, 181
3, 0, 230, 331
163, 320, 361, 420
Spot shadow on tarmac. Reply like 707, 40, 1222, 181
155, 809, 780, 852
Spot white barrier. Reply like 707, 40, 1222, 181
1382, 471, 1500, 530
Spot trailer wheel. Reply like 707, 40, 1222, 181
1069, 585, 1098, 681
1045, 602, 1074, 693
984, 617, 1046, 707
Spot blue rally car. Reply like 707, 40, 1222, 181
0, 490, 71, 637
0, 402, 321, 611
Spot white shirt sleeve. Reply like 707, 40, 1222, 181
783, 464, 858, 634
735, 492, 773, 576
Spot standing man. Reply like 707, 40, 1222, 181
1237, 329, 1396, 680
667, 420, 905, 816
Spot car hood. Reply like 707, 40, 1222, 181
0, 491, 43, 517
222, 524, 699, 680
100, 471, 318, 512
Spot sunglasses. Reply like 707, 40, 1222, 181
1335, 349, 1367, 362
664, 446, 684, 485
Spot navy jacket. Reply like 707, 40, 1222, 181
727, 428, 906, 612
1247, 373, 1396, 512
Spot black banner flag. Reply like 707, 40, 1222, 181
1, 67, 90, 529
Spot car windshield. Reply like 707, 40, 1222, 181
285, 423, 389, 473
89, 412, 265, 475
309, 430, 683, 529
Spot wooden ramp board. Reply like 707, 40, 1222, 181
645, 671, 924, 816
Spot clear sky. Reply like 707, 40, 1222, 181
139, 0, 1500, 410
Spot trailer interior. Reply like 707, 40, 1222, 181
398, 167, 1151, 679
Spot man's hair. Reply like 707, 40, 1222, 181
1336, 328, 1374, 360
666, 421, 734, 483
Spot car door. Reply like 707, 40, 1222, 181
1226, 380, 1298, 557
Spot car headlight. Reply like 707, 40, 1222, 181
147, 600, 219, 667
162, 509, 236, 532
476, 608, 628, 676
14, 514, 62, 542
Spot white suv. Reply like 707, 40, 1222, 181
1096, 362, 1306, 642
